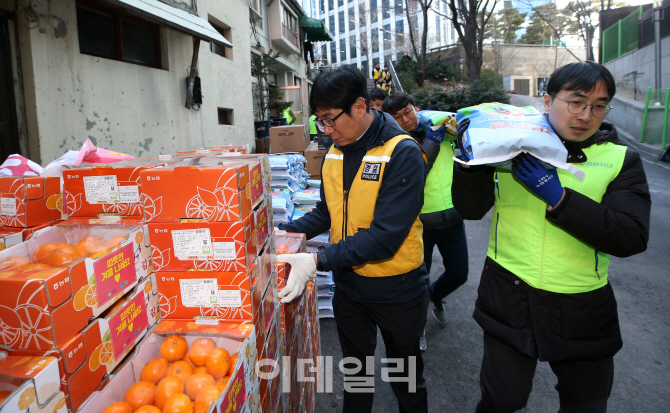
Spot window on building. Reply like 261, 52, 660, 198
395, 19, 404, 49
340, 38, 347, 61
329, 14, 335, 31
349, 7, 355, 31
359, 3, 366, 28
209, 19, 233, 60
382, 0, 390, 20
218, 108, 234, 125
338, 0, 343, 6
339, 10, 345, 33
328, 0, 334, 11
373, 57, 379, 68
371, 0, 378, 23
395, 0, 403, 14
320, 0, 325, 14
435, 15, 440, 39
372, 28, 378, 52
330, 40, 337, 63
350, 34, 357, 58
383, 23, 391, 51
76, 0, 161, 68
283, 8, 298, 34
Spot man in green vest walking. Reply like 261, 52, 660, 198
453, 62, 651, 412
283, 107, 295, 124
308, 113, 319, 141
383, 93, 470, 350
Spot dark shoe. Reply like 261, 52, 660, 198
432, 305, 447, 325
419, 329, 427, 351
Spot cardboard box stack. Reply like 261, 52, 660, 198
0, 354, 68, 412
303, 142, 326, 179
0, 175, 62, 249
269, 125, 309, 154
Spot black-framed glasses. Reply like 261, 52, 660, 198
553, 95, 613, 118
314, 110, 345, 132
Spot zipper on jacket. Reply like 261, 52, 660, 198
343, 189, 349, 239
538, 218, 548, 288
495, 172, 500, 199
595, 250, 600, 279
495, 212, 499, 259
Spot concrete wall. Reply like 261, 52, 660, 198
604, 36, 670, 97
14, 0, 254, 164
606, 94, 645, 140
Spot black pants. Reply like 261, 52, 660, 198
333, 288, 429, 413
424, 221, 469, 303
476, 333, 614, 413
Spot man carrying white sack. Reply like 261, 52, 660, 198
276, 65, 430, 413
454, 61, 651, 413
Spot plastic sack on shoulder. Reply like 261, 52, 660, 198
417, 111, 458, 140
455, 103, 584, 180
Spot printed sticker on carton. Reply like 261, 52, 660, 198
172, 228, 214, 260
0, 197, 17, 215
93, 243, 136, 307
108, 293, 149, 359
218, 289, 243, 307
118, 185, 140, 203
213, 241, 237, 260
83, 175, 119, 204
180, 278, 219, 306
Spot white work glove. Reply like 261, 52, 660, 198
276, 253, 316, 303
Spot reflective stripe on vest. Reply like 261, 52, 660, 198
323, 135, 425, 277
488, 142, 627, 293
423, 141, 455, 213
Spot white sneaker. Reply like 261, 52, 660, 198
419, 329, 427, 351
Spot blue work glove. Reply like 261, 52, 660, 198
456, 118, 470, 160
417, 114, 445, 144
512, 153, 564, 207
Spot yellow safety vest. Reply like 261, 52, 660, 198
322, 136, 425, 277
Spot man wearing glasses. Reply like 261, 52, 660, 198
454, 62, 651, 412
278, 65, 430, 413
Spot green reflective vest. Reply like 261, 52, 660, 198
283, 108, 294, 124
488, 142, 627, 294
423, 141, 455, 213
309, 115, 318, 135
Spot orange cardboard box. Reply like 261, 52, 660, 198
155, 242, 273, 322
0, 176, 61, 227
0, 227, 23, 250
0, 220, 150, 350
10, 274, 159, 411
149, 207, 270, 273
62, 158, 182, 218
140, 158, 253, 223
78, 321, 257, 413
0, 355, 67, 413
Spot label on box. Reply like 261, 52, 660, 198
108, 293, 149, 359
118, 185, 140, 203
0, 197, 17, 216
94, 242, 136, 307
213, 241, 237, 260
83, 175, 119, 204
218, 289, 243, 307
180, 278, 219, 306
172, 229, 213, 260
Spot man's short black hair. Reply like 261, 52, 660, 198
430, 98, 437, 104
369, 88, 388, 102
547, 61, 616, 100
382, 92, 414, 115
310, 65, 370, 114
384, 65, 388, 68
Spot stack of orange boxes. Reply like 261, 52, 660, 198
0, 158, 172, 411
0, 175, 62, 249
275, 231, 321, 413
140, 154, 280, 411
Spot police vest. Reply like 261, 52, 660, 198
488, 142, 627, 293
323, 136, 425, 277
373, 68, 382, 80
423, 141, 455, 213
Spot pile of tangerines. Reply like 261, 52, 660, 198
101, 335, 238, 413
0, 234, 126, 274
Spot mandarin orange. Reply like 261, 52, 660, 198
228, 353, 238, 376
193, 385, 220, 413
46, 245, 80, 267
0, 256, 29, 271
159, 335, 188, 362
32, 242, 61, 263
140, 357, 169, 384
166, 360, 193, 383
188, 338, 216, 366
134, 406, 161, 413
193, 366, 207, 374
106, 236, 127, 249
101, 401, 133, 413
163, 394, 193, 413
185, 373, 215, 401
215, 376, 231, 392
204, 348, 230, 379
155, 376, 184, 410
123, 380, 156, 411
75, 235, 108, 256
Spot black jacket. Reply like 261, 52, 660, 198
452, 122, 651, 361
280, 110, 429, 304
